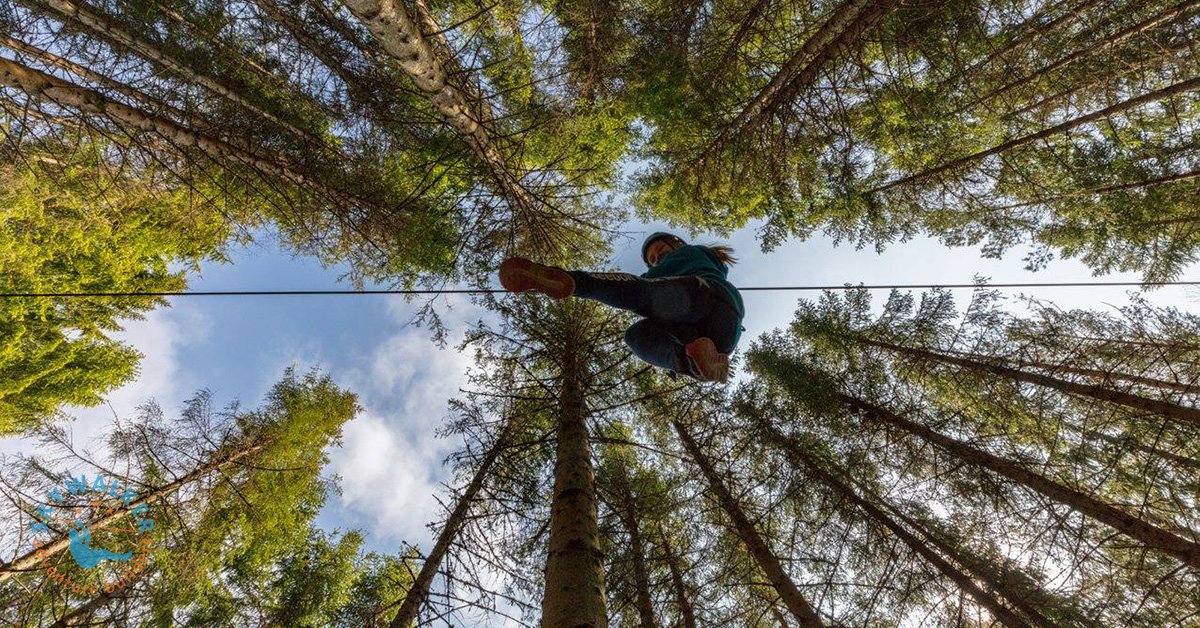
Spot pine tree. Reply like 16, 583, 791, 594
0, 138, 227, 435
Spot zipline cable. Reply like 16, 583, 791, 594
2, 280, 1198, 298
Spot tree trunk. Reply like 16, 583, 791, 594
863, 338, 1200, 428
0, 34, 212, 132
389, 421, 514, 628
50, 588, 115, 627
1012, 360, 1196, 395
0, 56, 395, 237
871, 76, 1200, 193
614, 465, 657, 628
938, 0, 1103, 90
834, 392, 1200, 568
22, 0, 323, 145
0, 439, 267, 582
698, 0, 892, 160
757, 420, 1043, 627
657, 528, 697, 628
1058, 420, 1200, 472
706, 0, 774, 81
964, 0, 1198, 111
672, 420, 825, 626
145, 0, 282, 87
541, 345, 607, 627
986, 167, 1200, 213
252, 0, 374, 96
1008, 35, 1196, 118
343, 0, 544, 221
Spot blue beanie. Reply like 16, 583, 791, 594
641, 232, 686, 264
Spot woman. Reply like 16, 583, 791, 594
498, 232, 745, 383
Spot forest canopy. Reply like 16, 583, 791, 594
0, 0, 1197, 624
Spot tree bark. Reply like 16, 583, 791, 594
389, 421, 514, 628
698, 0, 893, 161
22, 0, 323, 145
757, 421, 1044, 627
657, 529, 697, 628
938, 0, 1104, 91
863, 338, 1200, 428
0, 34, 211, 132
540, 343, 607, 627
0, 439, 267, 582
343, 0, 545, 221
979, 355, 1197, 395
673, 420, 825, 626
0, 55, 394, 234
49, 588, 115, 627
252, 0, 417, 126
834, 392, 1200, 568
1007, 35, 1196, 118
614, 465, 657, 628
964, 0, 1199, 111
871, 76, 1200, 193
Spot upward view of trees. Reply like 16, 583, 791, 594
1, 0, 1197, 624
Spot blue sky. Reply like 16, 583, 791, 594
4, 218, 1197, 562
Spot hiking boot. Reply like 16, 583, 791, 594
684, 337, 730, 383
498, 257, 575, 300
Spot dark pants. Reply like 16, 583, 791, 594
568, 270, 739, 375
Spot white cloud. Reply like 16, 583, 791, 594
328, 412, 446, 544
325, 296, 484, 546
0, 304, 205, 464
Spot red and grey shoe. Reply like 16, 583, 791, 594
684, 337, 730, 383
498, 257, 575, 300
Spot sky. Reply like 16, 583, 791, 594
3, 215, 1197, 565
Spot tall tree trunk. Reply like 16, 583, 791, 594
964, 0, 1199, 111
342, 0, 544, 221
672, 420, 825, 626
49, 589, 116, 627
541, 339, 607, 627
986, 167, 1200, 213
1007, 35, 1197, 118
938, 0, 1103, 90
698, 0, 893, 161
22, 0, 323, 144
862, 338, 1200, 428
0, 439, 267, 582
871, 76, 1200, 193
614, 465, 657, 628
252, 0, 377, 99
145, 0, 282, 87
756, 420, 1044, 627
657, 527, 697, 628
0, 34, 212, 131
1058, 419, 1200, 472
389, 421, 514, 628
957, 352, 1197, 395
833, 391, 1200, 568
0, 56, 399, 242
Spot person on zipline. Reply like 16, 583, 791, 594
499, 232, 745, 383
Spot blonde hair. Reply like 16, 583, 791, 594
705, 243, 738, 265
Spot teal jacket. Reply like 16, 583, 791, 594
640, 244, 745, 347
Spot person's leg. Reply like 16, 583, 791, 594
623, 318, 702, 374
697, 295, 741, 355
570, 271, 715, 324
